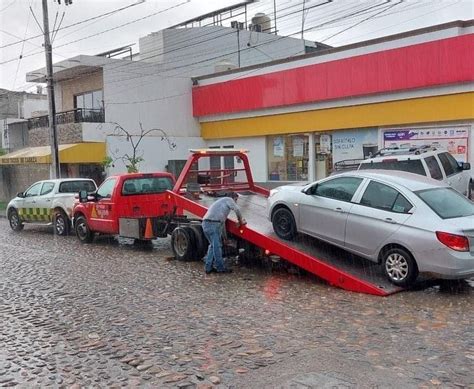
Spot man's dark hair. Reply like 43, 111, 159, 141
227, 191, 239, 200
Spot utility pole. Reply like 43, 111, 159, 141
42, 0, 60, 178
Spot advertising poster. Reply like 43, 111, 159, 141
332, 128, 378, 165
320, 134, 331, 153
273, 137, 284, 157
383, 127, 469, 162
293, 137, 304, 157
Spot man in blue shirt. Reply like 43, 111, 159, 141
202, 192, 246, 274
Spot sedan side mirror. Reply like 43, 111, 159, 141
460, 162, 471, 171
303, 185, 316, 195
16, 192, 24, 198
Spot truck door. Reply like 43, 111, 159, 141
18, 182, 43, 222
35, 182, 56, 222
89, 177, 117, 234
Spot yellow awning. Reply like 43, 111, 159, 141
0, 142, 106, 165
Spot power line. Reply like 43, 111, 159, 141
320, 0, 401, 42
12, 0, 34, 89
0, 0, 16, 13
0, 0, 146, 50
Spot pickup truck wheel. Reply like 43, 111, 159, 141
75, 216, 94, 243
382, 247, 418, 287
54, 210, 70, 236
171, 226, 196, 261
272, 207, 297, 240
8, 209, 24, 232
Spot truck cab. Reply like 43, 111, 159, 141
73, 172, 175, 242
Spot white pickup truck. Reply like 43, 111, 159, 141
358, 147, 472, 199
6, 178, 97, 235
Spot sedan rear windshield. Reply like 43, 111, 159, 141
359, 159, 426, 176
416, 188, 474, 219
122, 177, 173, 195
59, 180, 96, 193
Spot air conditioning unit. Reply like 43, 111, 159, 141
249, 24, 262, 32
231, 21, 244, 30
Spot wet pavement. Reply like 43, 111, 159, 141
0, 219, 473, 388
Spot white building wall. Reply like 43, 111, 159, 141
139, 26, 306, 78
104, 61, 199, 137
206, 136, 267, 182
21, 96, 48, 118
106, 134, 205, 175
82, 122, 116, 142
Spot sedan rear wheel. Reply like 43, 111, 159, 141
272, 207, 297, 240
383, 247, 418, 287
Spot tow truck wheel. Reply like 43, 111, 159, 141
382, 247, 418, 287
75, 215, 94, 243
8, 209, 24, 232
187, 224, 208, 260
54, 210, 70, 236
171, 226, 196, 261
272, 207, 297, 240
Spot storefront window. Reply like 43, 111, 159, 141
267, 134, 309, 181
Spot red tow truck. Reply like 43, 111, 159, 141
73, 172, 181, 243
74, 149, 403, 296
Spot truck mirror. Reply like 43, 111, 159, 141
79, 190, 88, 203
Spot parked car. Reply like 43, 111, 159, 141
358, 146, 472, 198
6, 178, 97, 235
268, 170, 474, 287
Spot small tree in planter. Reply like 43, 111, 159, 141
103, 122, 176, 173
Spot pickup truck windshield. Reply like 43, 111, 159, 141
122, 177, 173, 195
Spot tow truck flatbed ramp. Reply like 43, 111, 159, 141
169, 149, 402, 296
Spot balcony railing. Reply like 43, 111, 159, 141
28, 108, 105, 130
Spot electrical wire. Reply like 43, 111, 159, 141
12, 0, 33, 90
0, 0, 147, 50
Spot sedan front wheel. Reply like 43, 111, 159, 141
272, 207, 297, 240
382, 247, 418, 287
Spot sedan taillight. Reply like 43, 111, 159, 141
436, 231, 470, 252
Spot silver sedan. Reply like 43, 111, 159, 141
267, 170, 474, 287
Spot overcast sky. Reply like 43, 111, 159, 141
0, 0, 472, 92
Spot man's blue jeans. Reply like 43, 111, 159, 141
202, 221, 226, 272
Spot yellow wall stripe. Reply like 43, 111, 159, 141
201, 93, 474, 139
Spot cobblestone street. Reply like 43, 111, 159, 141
0, 219, 473, 388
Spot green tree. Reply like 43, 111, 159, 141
105, 123, 176, 173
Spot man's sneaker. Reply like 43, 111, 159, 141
217, 268, 233, 274
205, 268, 217, 274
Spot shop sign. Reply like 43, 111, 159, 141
383, 127, 469, 162
332, 128, 378, 165
0, 156, 38, 164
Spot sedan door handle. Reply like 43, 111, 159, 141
334, 207, 345, 213
384, 218, 397, 224
45, 199, 51, 202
